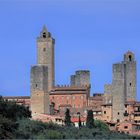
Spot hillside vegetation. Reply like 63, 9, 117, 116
0, 96, 139, 139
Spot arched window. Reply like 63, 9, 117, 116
43, 32, 46, 38
128, 55, 132, 61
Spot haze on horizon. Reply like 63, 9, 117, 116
0, 0, 140, 100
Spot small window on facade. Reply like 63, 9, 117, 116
124, 126, 128, 129
118, 112, 120, 115
43, 48, 46, 52
104, 111, 106, 114
36, 84, 37, 87
130, 83, 131, 86
117, 119, 120, 123
128, 55, 132, 61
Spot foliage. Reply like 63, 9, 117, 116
0, 96, 31, 121
0, 95, 140, 139
0, 115, 18, 139
78, 115, 82, 128
0, 95, 31, 139
64, 108, 71, 126
86, 109, 94, 128
94, 120, 109, 131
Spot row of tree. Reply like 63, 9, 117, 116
64, 108, 94, 129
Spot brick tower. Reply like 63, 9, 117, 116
30, 26, 55, 115
112, 51, 136, 122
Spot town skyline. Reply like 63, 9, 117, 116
0, 0, 140, 100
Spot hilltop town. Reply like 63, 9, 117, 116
4, 26, 140, 135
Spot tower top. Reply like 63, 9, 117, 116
39, 25, 51, 39
42, 25, 47, 32
124, 51, 135, 62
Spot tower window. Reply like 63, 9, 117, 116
128, 55, 132, 61
43, 48, 46, 52
43, 32, 46, 38
117, 119, 120, 123
130, 83, 132, 86
124, 126, 128, 129
36, 84, 38, 87
118, 112, 120, 115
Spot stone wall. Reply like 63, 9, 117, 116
103, 84, 112, 104
112, 63, 125, 122
30, 65, 50, 115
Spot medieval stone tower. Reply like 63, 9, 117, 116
70, 70, 90, 87
30, 26, 55, 115
37, 26, 55, 91
112, 51, 136, 122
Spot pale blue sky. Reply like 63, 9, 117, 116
0, 0, 140, 100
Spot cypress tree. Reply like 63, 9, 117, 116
64, 108, 71, 126
78, 115, 82, 128
86, 110, 94, 128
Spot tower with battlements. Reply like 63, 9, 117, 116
37, 25, 55, 91
70, 70, 90, 87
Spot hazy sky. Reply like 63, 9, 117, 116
0, 0, 140, 100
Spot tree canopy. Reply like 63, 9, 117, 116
0, 96, 139, 139
86, 109, 94, 128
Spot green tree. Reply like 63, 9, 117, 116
94, 120, 109, 131
77, 112, 82, 128
0, 96, 31, 121
0, 115, 18, 139
64, 108, 71, 126
86, 110, 94, 128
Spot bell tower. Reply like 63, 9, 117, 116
124, 51, 136, 101
30, 26, 55, 115
112, 51, 136, 123
37, 25, 55, 91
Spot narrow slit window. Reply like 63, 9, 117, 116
43, 48, 46, 52
128, 55, 132, 61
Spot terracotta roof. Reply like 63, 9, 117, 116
51, 86, 89, 91
134, 102, 140, 106
117, 121, 140, 126
102, 103, 112, 106
71, 117, 86, 123
125, 101, 136, 105
50, 91, 88, 95
59, 104, 72, 107
3, 96, 30, 99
